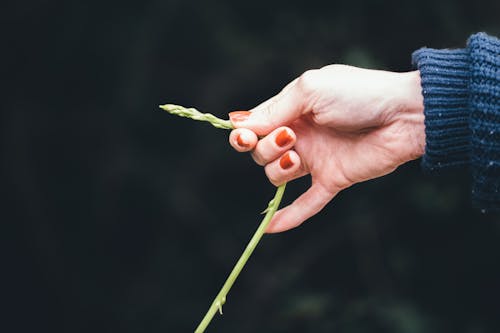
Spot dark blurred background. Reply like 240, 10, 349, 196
3, 0, 500, 332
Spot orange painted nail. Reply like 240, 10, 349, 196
280, 152, 294, 170
275, 129, 293, 147
236, 134, 250, 148
229, 111, 251, 123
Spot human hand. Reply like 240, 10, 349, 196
228, 65, 425, 233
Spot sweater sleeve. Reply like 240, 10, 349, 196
412, 32, 500, 212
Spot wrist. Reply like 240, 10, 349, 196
394, 70, 426, 160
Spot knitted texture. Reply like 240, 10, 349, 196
412, 33, 500, 211
412, 48, 471, 169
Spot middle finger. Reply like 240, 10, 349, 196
251, 126, 296, 166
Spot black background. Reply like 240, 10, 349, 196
3, 0, 500, 332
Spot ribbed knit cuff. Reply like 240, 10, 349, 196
412, 48, 471, 172
467, 33, 500, 212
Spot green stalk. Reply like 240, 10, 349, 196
159, 104, 233, 130
159, 104, 287, 332
195, 183, 286, 333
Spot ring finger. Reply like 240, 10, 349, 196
265, 150, 307, 186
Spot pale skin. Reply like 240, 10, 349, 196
228, 65, 426, 233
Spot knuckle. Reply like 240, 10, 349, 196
297, 69, 320, 93
265, 168, 281, 187
320, 63, 342, 71
261, 101, 278, 130
251, 152, 266, 166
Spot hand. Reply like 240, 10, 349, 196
228, 65, 425, 233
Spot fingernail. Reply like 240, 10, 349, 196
275, 129, 293, 147
229, 111, 251, 123
280, 152, 294, 170
236, 133, 251, 148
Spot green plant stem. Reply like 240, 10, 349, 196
159, 104, 287, 332
159, 104, 233, 130
195, 183, 287, 333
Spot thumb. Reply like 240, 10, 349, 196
266, 183, 336, 233
229, 78, 307, 136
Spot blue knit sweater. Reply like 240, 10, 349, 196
412, 33, 500, 212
